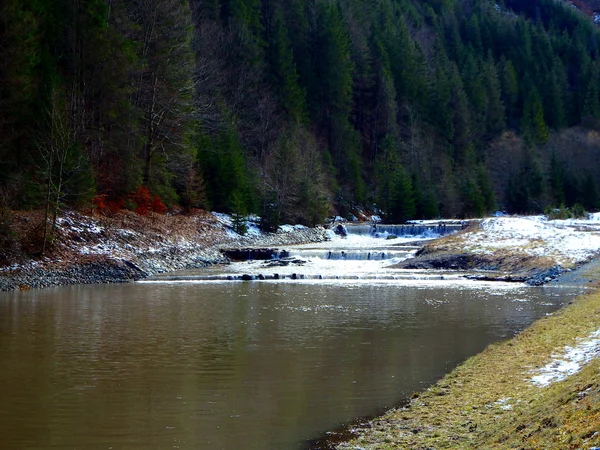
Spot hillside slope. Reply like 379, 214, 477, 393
2, 0, 600, 227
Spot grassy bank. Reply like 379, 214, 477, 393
338, 284, 600, 449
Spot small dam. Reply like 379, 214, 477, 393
344, 221, 468, 238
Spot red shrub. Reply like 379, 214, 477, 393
151, 195, 167, 214
93, 194, 124, 215
131, 186, 157, 216
92, 194, 107, 211
106, 198, 125, 214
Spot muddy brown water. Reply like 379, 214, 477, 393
0, 279, 583, 449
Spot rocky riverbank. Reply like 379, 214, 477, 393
0, 210, 328, 291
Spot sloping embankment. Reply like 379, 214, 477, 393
0, 210, 328, 291
334, 277, 600, 449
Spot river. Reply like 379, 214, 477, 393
0, 232, 584, 449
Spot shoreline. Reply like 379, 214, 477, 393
0, 210, 329, 291
314, 263, 600, 449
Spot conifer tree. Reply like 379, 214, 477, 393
449, 63, 472, 164
521, 86, 549, 145
543, 60, 567, 130
461, 177, 486, 218
317, 2, 354, 123
483, 55, 506, 139
429, 50, 455, 144
369, 34, 398, 161
499, 58, 519, 126
222, 0, 264, 45
582, 69, 600, 122
268, 7, 307, 121
388, 165, 416, 223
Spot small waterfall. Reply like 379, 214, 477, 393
345, 223, 465, 238
288, 250, 409, 260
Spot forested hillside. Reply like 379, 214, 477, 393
2, 0, 600, 229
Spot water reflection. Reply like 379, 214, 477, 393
0, 281, 582, 449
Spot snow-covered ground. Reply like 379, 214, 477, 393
212, 212, 310, 237
458, 216, 600, 267
530, 329, 600, 387
55, 211, 226, 263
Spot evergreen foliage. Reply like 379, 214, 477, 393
3, 0, 600, 223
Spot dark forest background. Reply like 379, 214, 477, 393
2, 0, 600, 228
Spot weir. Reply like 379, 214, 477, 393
221, 222, 466, 263
143, 272, 463, 282
287, 249, 410, 260
345, 222, 466, 238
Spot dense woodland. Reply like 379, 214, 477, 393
2, 0, 600, 234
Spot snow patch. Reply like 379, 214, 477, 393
530, 329, 600, 387
211, 212, 233, 227
279, 224, 309, 233
494, 398, 513, 410
211, 212, 260, 236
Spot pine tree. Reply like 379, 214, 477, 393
543, 61, 567, 130
461, 50, 486, 141
369, 34, 398, 161
268, 7, 307, 121
317, 2, 354, 122
582, 69, 600, 121
429, 50, 454, 144
449, 63, 472, 165
388, 165, 416, 223
483, 55, 506, 139
315, 2, 363, 204
222, 0, 264, 46
374, 134, 398, 215
384, 12, 426, 107
521, 85, 549, 145
286, 0, 317, 115
461, 177, 485, 218
230, 191, 248, 235
499, 58, 519, 126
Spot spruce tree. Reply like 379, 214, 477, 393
582, 69, 600, 122
268, 7, 307, 121
388, 165, 416, 223
483, 55, 506, 139
521, 86, 549, 145
499, 58, 519, 126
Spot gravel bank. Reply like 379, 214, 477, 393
0, 210, 328, 291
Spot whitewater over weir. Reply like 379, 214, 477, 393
145, 222, 466, 284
